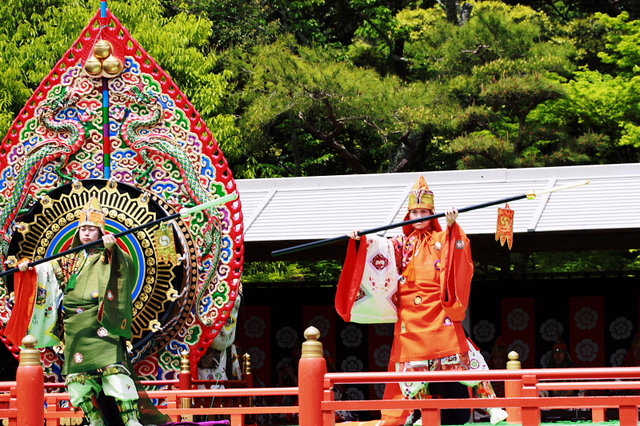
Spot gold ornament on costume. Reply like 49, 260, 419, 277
407, 175, 435, 211
83, 39, 123, 78
495, 204, 514, 249
155, 222, 179, 265
79, 196, 106, 231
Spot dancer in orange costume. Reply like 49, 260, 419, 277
337, 176, 508, 425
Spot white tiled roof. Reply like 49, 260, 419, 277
236, 163, 640, 247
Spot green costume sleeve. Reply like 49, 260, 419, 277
97, 246, 134, 339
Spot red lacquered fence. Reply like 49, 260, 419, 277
6, 329, 640, 426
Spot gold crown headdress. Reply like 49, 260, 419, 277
78, 196, 105, 231
407, 176, 435, 211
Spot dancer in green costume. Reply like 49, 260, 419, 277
18, 197, 153, 426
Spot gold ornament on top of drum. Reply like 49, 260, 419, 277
84, 56, 102, 76
93, 39, 112, 59
102, 56, 123, 75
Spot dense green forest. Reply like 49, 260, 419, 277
1, 0, 639, 277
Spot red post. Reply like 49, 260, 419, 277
521, 375, 541, 426
505, 351, 522, 424
178, 350, 192, 391
421, 408, 441, 425
299, 326, 327, 426
591, 408, 607, 423
9, 385, 17, 426
16, 335, 44, 426
322, 388, 335, 426
619, 405, 638, 426
178, 350, 193, 422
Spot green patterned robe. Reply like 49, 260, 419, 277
53, 246, 134, 375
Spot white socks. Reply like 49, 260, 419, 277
488, 407, 509, 424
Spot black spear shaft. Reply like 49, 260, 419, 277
271, 192, 530, 257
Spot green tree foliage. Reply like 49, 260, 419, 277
533, 71, 640, 158
501, 0, 640, 22
164, 0, 373, 48
597, 12, 640, 77
558, 15, 611, 72
527, 12, 640, 160
526, 250, 640, 273
243, 260, 343, 283
214, 0, 640, 176
222, 36, 459, 177
161, 0, 280, 49
386, 2, 577, 168
4, 0, 639, 175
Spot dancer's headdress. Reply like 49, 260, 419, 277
403, 176, 441, 235
78, 196, 105, 231
407, 176, 435, 211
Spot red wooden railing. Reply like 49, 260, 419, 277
322, 368, 640, 426
6, 330, 640, 426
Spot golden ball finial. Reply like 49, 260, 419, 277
84, 56, 103, 75
93, 40, 112, 59
19, 334, 42, 366
102, 55, 123, 75
304, 326, 321, 341
301, 326, 323, 358
22, 334, 37, 348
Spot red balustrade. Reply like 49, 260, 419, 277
5, 330, 640, 426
